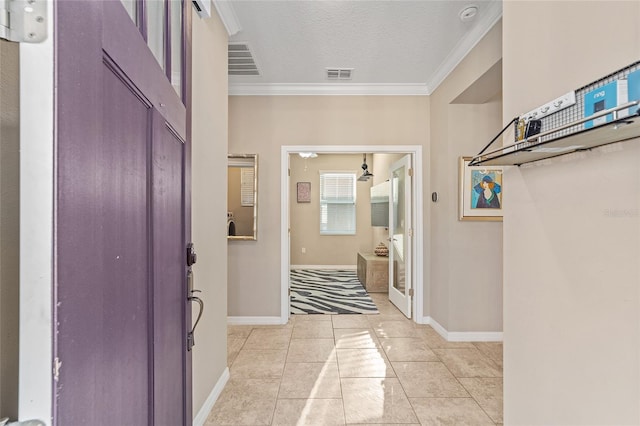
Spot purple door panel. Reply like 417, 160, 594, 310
55, 1, 189, 424
152, 110, 186, 426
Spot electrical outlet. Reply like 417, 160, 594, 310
301, 247, 306, 254
521, 91, 576, 121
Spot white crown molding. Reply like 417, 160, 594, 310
213, 1, 242, 36
425, 0, 503, 95
229, 83, 429, 96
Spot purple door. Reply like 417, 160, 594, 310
54, 1, 190, 424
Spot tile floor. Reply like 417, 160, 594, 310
207, 293, 503, 425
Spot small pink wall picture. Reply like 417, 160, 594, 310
297, 182, 311, 203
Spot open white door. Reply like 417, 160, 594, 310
388, 155, 412, 318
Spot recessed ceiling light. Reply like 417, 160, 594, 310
459, 5, 478, 22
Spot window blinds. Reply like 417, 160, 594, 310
240, 168, 254, 206
319, 171, 356, 235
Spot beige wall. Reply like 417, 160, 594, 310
502, 1, 640, 424
289, 153, 373, 266
228, 96, 429, 317
0, 39, 19, 420
191, 10, 229, 419
429, 22, 503, 331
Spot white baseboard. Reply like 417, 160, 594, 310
421, 316, 502, 342
290, 265, 356, 270
415, 315, 430, 325
193, 367, 230, 426
448, 331, 503, 342
227, 316, 286, 325
423, 316, 449, 340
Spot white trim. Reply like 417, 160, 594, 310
229, 83, 429, 97
424, 316, 449, 341
290, 265, 356, 270
227, 316, 286, 325
422, 317, 503, 342
413, 148, 425, 325
192, 367, 230, 426
280, 151, 291, 322
19, 6, 54, 423
281, 145, 425, 326
425, 1, 503, 94
212, 1, 241, 35
448, 331, 503, 342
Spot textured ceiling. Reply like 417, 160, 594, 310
222, 0, 502, 95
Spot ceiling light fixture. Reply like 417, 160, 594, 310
358, 154, 373, 182
299, 152, 318, 172
459, 5, 478, 22
298, 152, 318, 159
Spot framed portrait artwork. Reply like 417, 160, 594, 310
459, 156, 503, 221
297, 182, 311, 203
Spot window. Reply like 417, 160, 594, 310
120, 0, 185, 101
240, 167, 255, 207
319, 171, 356, 235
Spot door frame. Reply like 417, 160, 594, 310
19, 7, 54, 422
280, 145, 427, 324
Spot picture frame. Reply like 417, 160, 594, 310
297, 182, 311, 203
458, 156, 503, 221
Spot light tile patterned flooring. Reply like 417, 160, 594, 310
207, 294, 503, 425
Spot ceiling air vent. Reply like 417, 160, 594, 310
228, 43, 260, 76
326, 68, 353, 80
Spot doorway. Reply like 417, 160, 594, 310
280, 145, 426, 324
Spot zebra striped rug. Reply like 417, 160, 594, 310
290, 269, 379, 315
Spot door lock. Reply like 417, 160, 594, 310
186, 243, 197, 266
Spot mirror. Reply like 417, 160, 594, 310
227, 154, 258, 241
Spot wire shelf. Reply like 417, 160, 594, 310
472, 61, 640, 166
536, 60, 640, 142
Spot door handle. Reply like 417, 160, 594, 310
187, 269, 204, 351
188, 292, 204, 351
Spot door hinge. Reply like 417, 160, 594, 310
288, 168, 291, 177
0, 0, 48, 43
408, 288, 414, 297
408, 168, 413, 177
53, 357, 61, 381
408, 228, 413, 237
